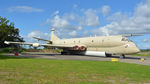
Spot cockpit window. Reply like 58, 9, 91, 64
121, 37, 131, 42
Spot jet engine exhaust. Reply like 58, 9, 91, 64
73, 45, 79, 50
79, 46, 86, 51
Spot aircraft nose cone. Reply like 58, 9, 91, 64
136, 47, 140, 53
128, 42, 140, 54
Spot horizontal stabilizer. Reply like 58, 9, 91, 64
33, 37, 52, 44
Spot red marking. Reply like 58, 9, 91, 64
73, 45, 79, 50
80, 46, 86, 51
14, 52, 19, 56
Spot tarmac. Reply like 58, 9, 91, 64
5, 52, 150, 66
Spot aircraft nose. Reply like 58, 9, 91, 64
135, 47, 140, 53
132, 44, 140, 53
126, 42, 140, 54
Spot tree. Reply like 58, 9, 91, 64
0, 16, 24, 48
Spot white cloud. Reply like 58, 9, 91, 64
44, 0, 150, 39
47, 8, 100, 35
69, 31, 77, 36
134, 1, 150, 17
54, 10, 59, 15
77, 26, 82, 30
27, 31, 49, 38
84, 9, 100, 27
8, 6, 44, 13
143, 38, 150, 42
101, 5, 111, 16
50, 15, 70, 29
46, 13, 84, 37
91, 0, 150, 36
106, 12, 128, 22
73, 4, 78, 9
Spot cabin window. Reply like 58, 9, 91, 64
92, 40, 94, 42
74, 41, 75, 43
64, 41, 65, 44
79, 40, 80, 43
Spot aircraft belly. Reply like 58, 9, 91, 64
87, 42, 139, 55
87, 47, 119, 53
87, 46, 126, 54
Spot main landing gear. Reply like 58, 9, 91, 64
105, 53, 112, 57
61, 52, 70, 55
120, 54, 125, 59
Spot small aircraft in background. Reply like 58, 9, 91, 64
4, 29, 141, 58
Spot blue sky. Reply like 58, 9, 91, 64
0, 0, 150, 49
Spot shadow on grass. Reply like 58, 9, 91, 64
21, 52, 60, 56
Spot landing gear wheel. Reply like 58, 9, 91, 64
106, 53, 112, 57
61, 52, 65, 55
120, 54, 125, 59
61, 52, 70, 55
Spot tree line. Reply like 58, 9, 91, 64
0, 16, 24, 48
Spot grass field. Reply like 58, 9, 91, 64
0, 53, 150, 84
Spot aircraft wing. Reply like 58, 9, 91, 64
41, 44, 69, 47
4, 41, 33, 45
4, 41, 72, 48
4, 41, 86, 50
41, 44, 76, 48
39, 44, 87, 50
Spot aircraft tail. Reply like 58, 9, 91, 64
50, 29, 60, 41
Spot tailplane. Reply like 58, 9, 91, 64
50, 28, 60, 41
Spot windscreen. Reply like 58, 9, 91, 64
121, 37, 132, 42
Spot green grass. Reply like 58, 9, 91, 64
0, 53, 150, 84
133, 53, 150, 56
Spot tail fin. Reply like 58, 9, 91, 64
50, 28, 60, 41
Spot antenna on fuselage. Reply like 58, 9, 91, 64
121, 34, 143, 37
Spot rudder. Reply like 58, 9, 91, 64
50, 28, 60, 41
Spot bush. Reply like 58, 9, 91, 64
0, 47, 25, 53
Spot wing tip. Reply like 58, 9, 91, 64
4, 41, 10, 44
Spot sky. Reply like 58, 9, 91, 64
0, 0, 150, 49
